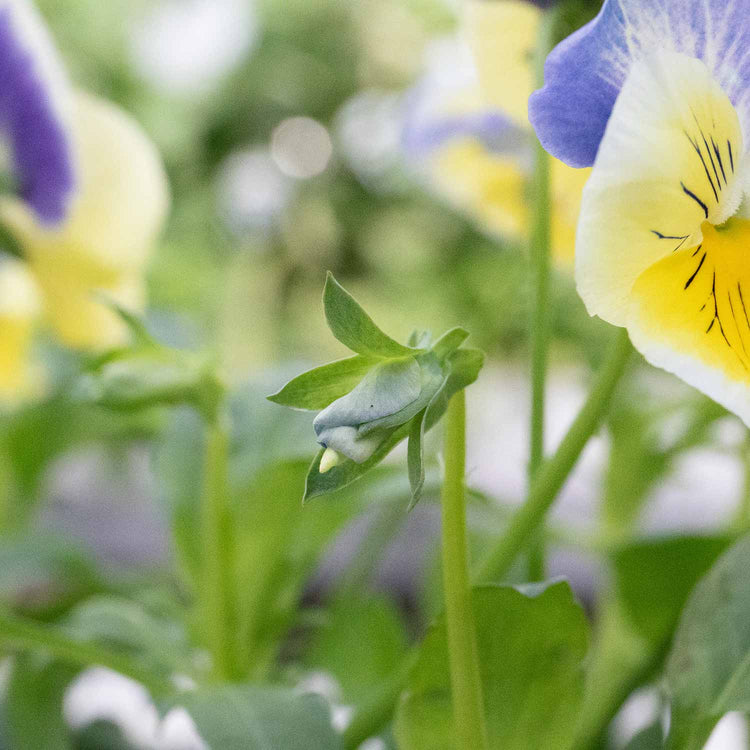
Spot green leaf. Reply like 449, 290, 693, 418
5, 655, 78, 750
665, 533, 750, 749
94, 298, 158, 350
611, 534, 731, 644
323, 273, 416, 359
0, 534, 103, 618
623, 722, 664, 750
163, 685, 342, 750
395, 581, 589, 750
267, 355, 376, 410
62, 596, 193, 684
305, 596, 408, 703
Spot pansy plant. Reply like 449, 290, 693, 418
269, 273, 484, 503
531, 0, 750, 424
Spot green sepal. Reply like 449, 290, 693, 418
323, 272, 419, 359
303, 347, 484, 503
431, 327, 470, 361
267, 355, 376, 411
304, 423, 407, 501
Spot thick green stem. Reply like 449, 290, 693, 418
0, 608, 169, 694
441, 391, 489, 750
476, 328, 632, 583
527, 8, 558, 582
201, 409, 240, 681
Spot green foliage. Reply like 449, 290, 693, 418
77, 310, 223, 420
611, 534, 732, 644
268, 355, 377, 410
305, 596, 409, 703
666, 534, 750, 749
323, 273, 419, 359
271, 274, 484, 503
395, 582, 589, 750
623, 722, 664, 750
162, 685, 343, 750
4, 656, 77, 750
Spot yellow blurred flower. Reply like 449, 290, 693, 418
1, 91, 170, 351
405, 1, 589, 265
0, 259, 42, 402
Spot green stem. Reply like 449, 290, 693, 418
441, 391, 489, 750
527, 8, 558, 582
339, 329, 632, 744
0, 608, 169, 694
476, 328, 632, 583
201, 409, 240, 681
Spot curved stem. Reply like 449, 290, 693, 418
0, 608, 169, 695
527, 8, 558, 582
200, 409, 240, 681
476, 328, 632, 583
441, 391, 489, 750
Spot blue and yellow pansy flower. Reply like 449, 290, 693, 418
0, 0, 168, 402
404, 0, 588, 264
530, 0, 750, 424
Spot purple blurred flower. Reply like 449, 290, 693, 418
0, 1, 74, 224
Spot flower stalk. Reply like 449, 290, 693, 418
440, 390, 489, 750
200, 407, 240, 681
527, 6, 559, 582
476, 327, 632, 582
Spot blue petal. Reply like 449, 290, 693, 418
403, 105, 520, 157
530, 0, 750, 167
0, 2, 75, 224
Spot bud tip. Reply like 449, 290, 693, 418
319, 447, 342, 473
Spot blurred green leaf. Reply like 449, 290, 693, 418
0, 534, 103, 619
323, 273, 417, 359
268, 355, 376, 410
395, 581, 588, 750
73, 721, 133, 750
62, 596, 193, 684
665, 534, 750, 749
623, 722, 664, 750
5, 655, 77, 750
612, 534, 731, 644
163, 685, 342, 750
305, 596, 408, 703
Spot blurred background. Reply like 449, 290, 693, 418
2, 0, 750, 747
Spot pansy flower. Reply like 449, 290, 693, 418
403, 1, 589, 264
0, 0, 168, 402
530, 0, 750, 424
0, 258, 41, 400
1, 91, 170, 350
